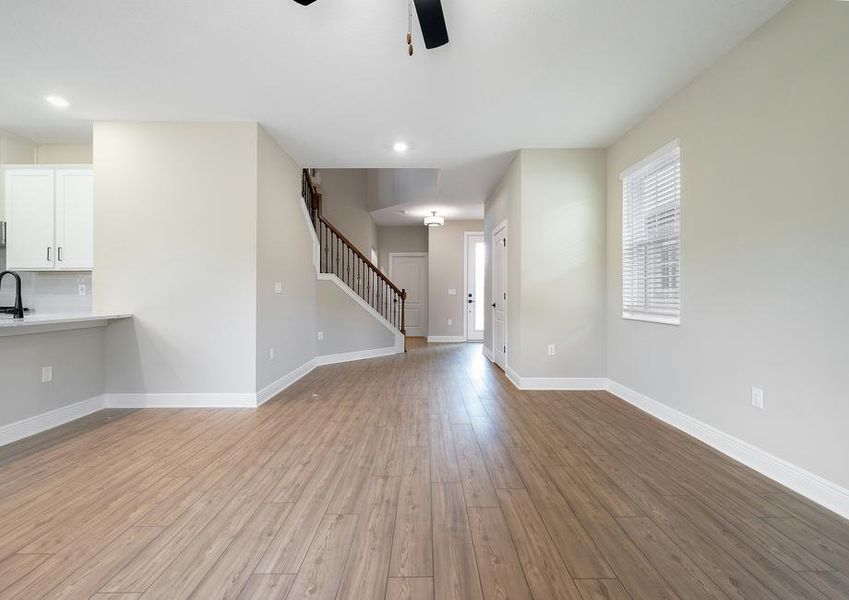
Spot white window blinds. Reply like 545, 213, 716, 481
621, 141, 681, 325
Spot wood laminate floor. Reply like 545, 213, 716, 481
1, 339, 848, 599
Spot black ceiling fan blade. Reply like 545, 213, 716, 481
413, 0, 449, 49
292, 0, 318, 5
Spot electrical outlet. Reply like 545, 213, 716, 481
447, 319, 452, 326
41, 366, 53, 383
547, 344, 556, 356
751, 386, 764, 409
274, 282, 283, 294
78, 284, 87, 296
269, 347, 275, 360
317, 331, 324, 341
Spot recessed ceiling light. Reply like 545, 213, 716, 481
393, 141, 409, 153
44, 95, 70, 108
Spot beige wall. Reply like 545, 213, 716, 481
94, 122, 259, 394
36, 144, 93, 164
377, 225, 428, 274
256, 126, 317, 391
428, 220, 484, 339
319, 169, 378, 257
606, 0, 849, 488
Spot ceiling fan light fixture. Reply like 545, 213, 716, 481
424, 211, 444, 227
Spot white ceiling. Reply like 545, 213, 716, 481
1, 0, 787, 207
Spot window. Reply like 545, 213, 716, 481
621, 140, 681, 325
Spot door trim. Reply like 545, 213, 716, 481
463, 231, 484, 343
491, 219, 508, 370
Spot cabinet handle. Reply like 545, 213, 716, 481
47, 247, 51, 261
58, 247, 63, 262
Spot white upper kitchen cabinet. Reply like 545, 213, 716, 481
54, 169, 94, 270
3, 166, 93, 271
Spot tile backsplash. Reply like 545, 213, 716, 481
0, 262, 92, 315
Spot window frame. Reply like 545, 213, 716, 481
620, 139, 682, 326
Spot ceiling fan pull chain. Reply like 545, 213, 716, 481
407, 0, 414, 55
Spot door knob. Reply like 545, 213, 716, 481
491, 303, 496, 308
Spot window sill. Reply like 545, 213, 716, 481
622, 312, 680, 326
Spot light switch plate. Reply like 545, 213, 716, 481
547, 344, 556, 356
274, 282, 283, 294
317, 331, 324, 341
448, 289, 457, 296
78, 284, 87, 296
42, 366, 53, 383
751, 386, 764, 409
447, 319, 453, 326
269, 347, 275, 360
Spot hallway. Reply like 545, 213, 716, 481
0, 340, 847, 599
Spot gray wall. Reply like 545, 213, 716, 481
428, 220, 484, 339
484, 150, 606, 377
519, 149, 606, 377
94, 122, 259, 394
606, 0, 849, 488
0, 328, 104, 426
317, 279, 396, 356
319, 169, 378, 257
377, 225, 428, 274
256, 126, 317, 391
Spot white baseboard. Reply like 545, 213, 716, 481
256, 359, 318, 406
0, 394, 106, 446
481, 345, 494, 362
105, 392, 256, 409
505, 367, 606, 391
427, 336, 467, 343
606, 379, 849, 520
316, 346, 398, 366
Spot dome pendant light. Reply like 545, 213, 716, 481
424, 211, 444, 227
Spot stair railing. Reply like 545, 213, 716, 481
302, 170, 407, 347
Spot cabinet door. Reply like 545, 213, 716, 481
55, 169, 93, 270
4, 169, 55, 270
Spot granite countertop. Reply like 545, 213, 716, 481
0, 313, 132, 336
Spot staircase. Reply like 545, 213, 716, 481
302, 170, 407, 349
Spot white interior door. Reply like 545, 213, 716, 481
465, 233, 485, 342
55, 169, 93, 270
492, 223, 507, 370
4, 168, 55, 270
390, 253, 427, 337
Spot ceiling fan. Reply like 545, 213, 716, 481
291, 0, 449, 54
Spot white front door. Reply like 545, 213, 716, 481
492, 223, 508, 370
390, 253, 428, 337
465, 233, 485, 342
